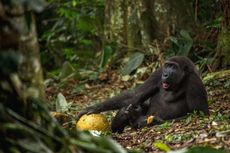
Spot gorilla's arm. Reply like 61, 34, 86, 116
76, 69, 162, 120
186, 73, 209, 114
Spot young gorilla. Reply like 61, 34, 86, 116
76, 56, 209, 133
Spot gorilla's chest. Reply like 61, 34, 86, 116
161, 90, 185, 102
147, 89, 188, 119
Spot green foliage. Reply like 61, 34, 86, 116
165, 133, 194, 143
122, 52, 145, 75
157, 122, 172, 131
186, 146, 227, 153
206, 17, 223, 29
195, 57, 213, 73
153, 141, 171, 152
100, 45, 114, 68
169, 30, 193, 56
197, 0, 222, 25
213, 112, 230, 122
39, 0, 106, 72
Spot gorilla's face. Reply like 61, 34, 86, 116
161, 61, 185, 91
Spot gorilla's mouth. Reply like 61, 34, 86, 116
162, 82, 170, 89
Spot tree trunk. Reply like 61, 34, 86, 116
0, 1, 45, 99
104, 0, 195, 58
212, 0, 230, 70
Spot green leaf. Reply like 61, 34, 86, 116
72, 0, 77, 7
178, 30, 193, 56
180, 30, 192, 41
56, 93, 69, 112
100, 46, 113, 68
169, 36, 179, 46
79, 39, 93, 45
77, 16, 95, 32
153, 141, 171, 152
122, 52, 144, 75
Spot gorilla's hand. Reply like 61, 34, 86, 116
131, 116, 148, 129
132, 115, 164, 129
76, 106, 99, 121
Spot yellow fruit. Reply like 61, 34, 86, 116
147, 115, 154, 125
76, 114, 110, 132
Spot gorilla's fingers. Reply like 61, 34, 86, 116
76, 110, 88, 121
76, 106, 99, 121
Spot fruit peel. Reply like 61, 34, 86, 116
76, 114, 110, 132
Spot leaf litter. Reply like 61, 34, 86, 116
46, 70, 230, 153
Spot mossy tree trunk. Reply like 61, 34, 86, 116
104, 0, 195, 59
212, 0, 230, 70
0, 1, 45, 100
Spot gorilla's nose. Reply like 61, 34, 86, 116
163, 72, 169, 79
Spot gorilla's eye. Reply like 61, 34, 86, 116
165, 63, 177, 70
171, 64, 177, 69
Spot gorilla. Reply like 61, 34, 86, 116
76, 56, 209, 133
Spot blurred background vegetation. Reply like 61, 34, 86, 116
37, 0, 229, 80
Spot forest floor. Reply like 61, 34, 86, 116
46, 70, 230, 153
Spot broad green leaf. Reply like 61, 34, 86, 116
77, 16, 95, 32
180, 30, 192, 41
178, 30, 193, 56
153, 141, 171, 152
56, 93, 69, 112
100, 46, 113, 68
122, 52, 144, 75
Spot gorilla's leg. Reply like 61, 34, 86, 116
111, 107, 129, 133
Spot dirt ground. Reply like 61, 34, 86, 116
46, 70, 230, 153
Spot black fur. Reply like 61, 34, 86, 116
76, 56, 209, 133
